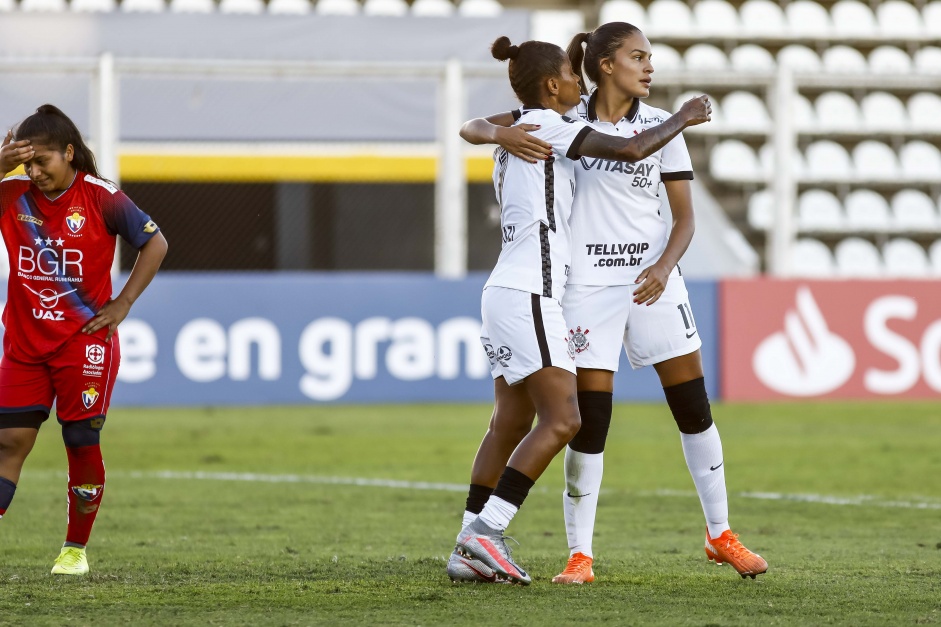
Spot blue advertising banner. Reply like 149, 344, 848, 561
2, 273, 718, 405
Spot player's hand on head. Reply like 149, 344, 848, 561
82, 298, 132, 342
633, 262, 671, 306
495, 124, 552, 163
0, 130, 34, 174
678, 96, 711, 127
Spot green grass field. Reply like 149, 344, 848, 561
0, 402, 939, 626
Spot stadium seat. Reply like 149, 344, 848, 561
169, 0, 213, 12
814, 92, 862, 131
363, 0, 407, 16
790, 238, 836, 277
868, 46, 913, 75
0, 0, 14, 10
759, 143, 806, 180
599, 0, 646, 29
860, 92, 908, 132
531, 10, 585, 48
693, 0, 740, 37
798, 189, 845, 232
739, 0, 786, 37
913, 46, 941, 75
315, 0, 358, 14
908, 93, 941, 131
646, 0, 693, 37
883, 238, 930, 276
674, 91, 722, 129
792, 93, 817, 132
410, 0, 453, 16
777, 45, 823, 72
20, 0, 66, 10
925, 2, 941, 37
458, 0, 502, 16
121, 0, 165, 11
830, 0, 877, 38
722, 91, 771, 133
822, 46, 869, 74
730, 45, 776, 73
834, 237, 883, 277
710, 140, 761, 182
71, 0, 115, 11
650, 43, 683, 72
267, 0, 310, 13
786, 0, 832, 38
747, 189, 774, 230
219, 0, 263, 13
845, 189, 891, 230
929, 239, 941, 274
899, 141, 941, 182
853, 141, 900, 182
804, 140, 853, 181
876, 0, 924, 38
684, 44, 729, 72
891, 190, 939, 231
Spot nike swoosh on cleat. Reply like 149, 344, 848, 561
478, 538, 522, 579
710, 462, 723, 471
686, 330, 698, 339
566, 492, 592, 498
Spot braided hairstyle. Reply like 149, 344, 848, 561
14, 104, 106, 181
491, 36, 569, 104
566, 22, 642, 96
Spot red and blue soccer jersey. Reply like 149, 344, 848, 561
0, 172, 160, 363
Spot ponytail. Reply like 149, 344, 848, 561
566, 32, 592, 96
14, 104, 108, 183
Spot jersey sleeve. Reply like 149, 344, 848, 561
537, 115, 593, 162
660, 131, 694, 181
103, 190, 161, 249
0, 176, 31, 218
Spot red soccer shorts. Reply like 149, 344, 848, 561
0, 331, 121, 423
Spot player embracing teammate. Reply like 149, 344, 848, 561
447, 35, 711, 585
0, 105, 167, 574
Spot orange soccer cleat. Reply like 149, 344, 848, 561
551, 552, 595, 584
705, 529, 768, 579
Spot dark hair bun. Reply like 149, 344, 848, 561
491, 36, 520, 61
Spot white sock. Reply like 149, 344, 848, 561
562, 447, 603, 558
461, 510, 477, 529
680, 424, 730, 539
478, 496, 518, 532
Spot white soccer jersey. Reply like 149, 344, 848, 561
567, 93, 694, 286
484, 107, 593, 300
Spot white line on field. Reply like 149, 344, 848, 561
21, 470, 941, 510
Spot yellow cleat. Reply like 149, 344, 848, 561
551, 552, 595, 584
705, 529, 768, 579
51, 546, 89, 575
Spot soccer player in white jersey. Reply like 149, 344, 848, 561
459, 23, 768, 584
447, 35, 711, 585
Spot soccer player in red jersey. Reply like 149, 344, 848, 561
0, 104, 168, 575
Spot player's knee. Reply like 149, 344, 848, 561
568, 391, 613, 454
546, 410, 581, 444
61, 417, 106, 449
663, 377, 713, 435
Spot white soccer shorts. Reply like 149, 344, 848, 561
561, 269, 703, 371
480, 286, 576, 385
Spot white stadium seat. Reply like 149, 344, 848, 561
777, 45, 823, 73
20, 0, 66, 9
747, 189, 774, 230
925, 2, 941, 37
908, 93, 941, 131
315, 0, 359, 14
730, 45, 776, 73
411, 0, 452, 15
892, 190, 939, 231
363, 0, 407, 15
854, 141, 900, 182
822, 46, 869, 74
790, 238, 836, 277
458, 0, 502, 16
759, 143, 806, 181
814, 91, 861, 132
646, 0, 693, 37
929, 239, 941, 274
793, 93, 817, 132
268, 0, 310, 13
121, 0, 165, 11
739, 0, 786, 37
877, 1, 925, 37
830, 0, 877, 38
710, 140, 761, 182
219, 0, 262, 13
805, 140, 853, 181
722, 91, 770, 133
883, 238, 930, 277
650, 44, 683, 72
845, 189, 891, 230
0, 0, 14, 10
798, 189, 845, 232
684, 44, 729, 72
72, 0, 115, 11
899, 141, 941, 182
599, 0, 646, 29
169, 0, 212, 11
531, 10, 585, 48
860, 92, 908, 132
786, 0, 832, 38
693, 0, 740, 37
834, 237, 883, 277
913, 46, 941, 75
868, 46, 913, 75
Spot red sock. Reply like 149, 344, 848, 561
65, 444, 106, 546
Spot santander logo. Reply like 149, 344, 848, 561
752, 287, 856, 396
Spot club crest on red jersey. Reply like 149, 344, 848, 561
82, 386, 99, 409
66, 210, 86, 234
71, 483, 104, 502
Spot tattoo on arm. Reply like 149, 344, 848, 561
578, 115, 687, 162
